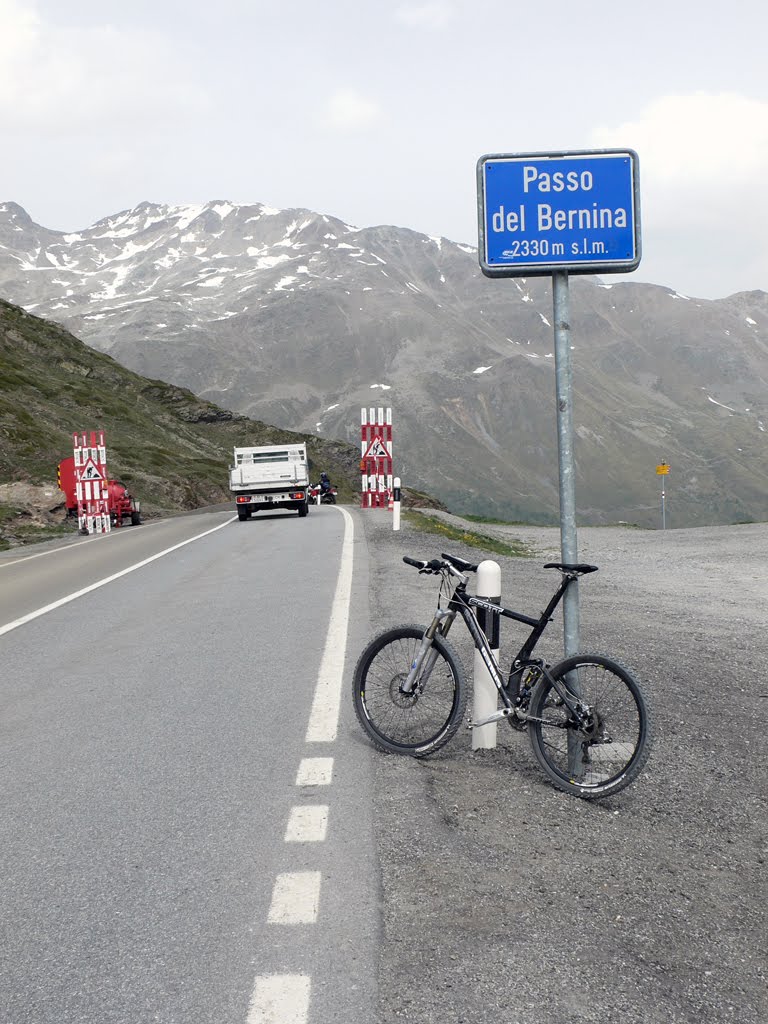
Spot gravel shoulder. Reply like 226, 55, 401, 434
350, 509, 768, 1024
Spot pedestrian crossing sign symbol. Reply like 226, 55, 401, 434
363, 436, 390, 459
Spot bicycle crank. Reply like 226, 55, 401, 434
469, 707, 519, 729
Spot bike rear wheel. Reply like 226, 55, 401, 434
528, 653, 652, 799
352, 625, 467, 756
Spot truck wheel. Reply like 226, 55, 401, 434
237, 509, 248, 521
131, 511, 141, 526
298, 501, 309, 518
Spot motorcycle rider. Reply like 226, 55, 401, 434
319, 471, 332, 496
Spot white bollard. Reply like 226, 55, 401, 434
472, 560, 501, 750
392, 477, 401, 531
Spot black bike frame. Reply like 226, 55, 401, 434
440, 573, 576, 706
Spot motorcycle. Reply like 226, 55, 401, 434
308, 483, 337, 505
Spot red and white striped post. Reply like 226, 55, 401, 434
73, 430, 110, 535
360, 407, 393, 508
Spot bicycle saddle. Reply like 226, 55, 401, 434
543, 562, 598, 574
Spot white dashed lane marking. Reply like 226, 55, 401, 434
284, 806, 328, 843
267, 871, 322, 925
295, 757, 334, 787
246, 974, 311, 1024
247, 509, 354, 1023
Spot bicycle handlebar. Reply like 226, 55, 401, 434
402, 556, 443, 573
402, 553, 478, 578
402, 556, 425, 569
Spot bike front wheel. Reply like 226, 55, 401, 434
352, 625, 467, 756
528, 653, 652, 799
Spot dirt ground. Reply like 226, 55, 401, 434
0, 482, 74, 548
0, 482, 64, 517
353, 510, 767, 1024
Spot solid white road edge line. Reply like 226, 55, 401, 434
0, 515, 238, 638
305, 506, 354, 743
0, 515, 173, 570
0, 535, 102, 569
246, 975, 311, 1024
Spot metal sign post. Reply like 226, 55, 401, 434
656, 461, 670, 530
552, 271, 579, 654
477, 149, 641, 658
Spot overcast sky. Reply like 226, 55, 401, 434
1, 0, 766, 300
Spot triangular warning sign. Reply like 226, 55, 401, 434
80, 458, 103, 481
363, 436, 390, 459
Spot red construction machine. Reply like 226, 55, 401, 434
57, 456, 142, 527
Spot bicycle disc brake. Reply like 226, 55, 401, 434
390, 672, 419, 708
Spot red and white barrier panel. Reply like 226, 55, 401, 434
73, 430, 110, 534
360, 407, 393, 508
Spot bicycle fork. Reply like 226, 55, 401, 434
399, 610, 456, 695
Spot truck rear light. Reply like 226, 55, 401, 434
236, 495, 249, 503
292, 492, 305, 500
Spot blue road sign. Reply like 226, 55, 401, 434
477, 150, 641, 278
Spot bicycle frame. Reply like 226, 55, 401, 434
401, 570, 587, 728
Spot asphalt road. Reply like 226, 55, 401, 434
4, 506, 766, 1024
354, 509, 767, 1024
0, 506, 376, 1024
0, 512, 238, 631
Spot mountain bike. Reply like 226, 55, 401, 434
351, 552, 652, 799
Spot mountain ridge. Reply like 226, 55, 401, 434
1, 199, 766, 528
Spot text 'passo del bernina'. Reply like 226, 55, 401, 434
490, 165, 628, 233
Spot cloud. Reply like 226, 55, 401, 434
593, 92, 768, 187
319, 90, 382, 132
394, 2, 456, 29
0, 0, 210, 133
591, 92, 768, 230
593, 92, 768, 295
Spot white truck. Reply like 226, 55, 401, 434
229, 443, 310, 520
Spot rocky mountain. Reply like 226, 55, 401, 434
1, 199, 767, 527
